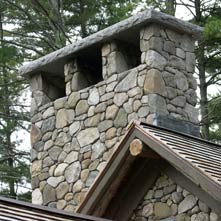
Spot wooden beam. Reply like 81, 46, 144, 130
129, 139, 160, 159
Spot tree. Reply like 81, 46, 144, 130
0, 5, 31, 200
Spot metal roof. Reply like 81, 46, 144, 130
0, 196, 112, 221
141, 123, 221, 186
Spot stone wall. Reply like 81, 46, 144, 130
129, 173, 219, 221
30, 24, 199, 212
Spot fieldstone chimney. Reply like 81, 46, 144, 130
19, 9, 203, 212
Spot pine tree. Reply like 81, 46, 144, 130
0, 4, 31, 201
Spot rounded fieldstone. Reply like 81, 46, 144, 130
178, 195, 197, 214
91, 141, 106, 161
64, 161, 81, 183
64, 151, 78, 164
32, 188, 43, 205
114, 108, 127, 128
47, 176, 64, 188
88, 88, 100, 105
56, 182, 69, 199
42, 184, 56, 205
54, 163, 68, 177
154, 202, 171, 219
77, 128, 99, 147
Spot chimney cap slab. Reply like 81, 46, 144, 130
19, 9, 203, 78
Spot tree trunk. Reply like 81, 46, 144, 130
0, 9, 16, 198
194, 0, 210, 139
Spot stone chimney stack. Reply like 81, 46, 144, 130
20, 10, 203, 211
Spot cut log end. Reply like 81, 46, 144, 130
129, 139, 143, 156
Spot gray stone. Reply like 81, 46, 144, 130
86, 171, 99, 187
102, 43, 111, 56
198, 200, 209, 213
176, 214, 190, 221
54, 163, 68, 177
30, 149, 37, 162
44, 140, 53, 151
42, 184, 56, 205
191, 212, 209, 221
154, 202, 171, 219
54, 132, 71, 146
144, 69, 166, 96
64, 161, 81, 183
169, 56, 186, 70
210, 212, 218, 221
69, 121, 81, 136
148, 94, 168, 115
64, 151, 78, 164
171, 96, 186, 107
100, 92, 114, 102
185, 89, 197, 106
176, 48, 186, 59
56, 109, 75, 129
162, 71, 176, 88
115, 69, 137, 92
144, 190, 154, 200
133, 100, 142, 112
164, 41, 176, 55
164, 184, 176, 195
98, 120, 113, 132
145, 50, 167, 70
88, 88, 100, 105
143, 203, 153, 217
76, 100, 89, 116
41, 117, 55, 134
184, 103, 199, 123
178, 195, 197, 214
56, 182, 69, 199
77, 128, 99, 147
31, 160, 42, 175
84, 114, 100, 127
166, 29, 181, 43
114, 108, 128, 128
43, 157, 54, 168
113, 93, 128, 106
95, 102, 107, 113
73, 180, 83, 192
180, 34, 194, 52
32, 188, 43, 205
172, 192, 183, 204
123, 99, 133, 114
175, 71, 189, 91
54, 97, 66, 110
138, 106, 149, 118
106, 105, 119, 120
166, 87, 178, 99
43, 107, 55, 119
107, 51, 128, 77
106, 81, 118, 92
31, 125, 42, 146
68, 92, 80, 108
47, 176, 64, 187
154, 189, 163, 198
186, 52, 195, 72
48, 146, 62, 161
91, 141, 106, 160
